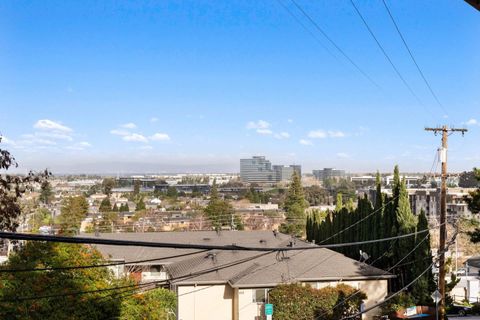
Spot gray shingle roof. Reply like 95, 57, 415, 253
80, 231, 393, 286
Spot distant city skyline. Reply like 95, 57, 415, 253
1, 1, 479, 173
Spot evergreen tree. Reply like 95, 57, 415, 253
135, 198, 146, 211
335, 193, 343, 212
282, 171, 307, 235
99, 197, 112, 212
393, 178, 418, 291
373, 171, 385, 263
58, 196, 89, 235
39, 180, 53, 204
204, 179, 235, 229
411, 210, 435, 305
112, 203, 119, 212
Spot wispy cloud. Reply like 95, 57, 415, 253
336, 152, 350, 159
34, 119, 72, 133
299, 139, 313, 146
123, 133, 148, 143
465, 118, 478, 126
274, 132, 290, 139
110, 129, 130, 136
247, 120, 270, 130
121, 123, 137, 129
150, 133, 170, 141
308, 129, 346, 139
256, 129, 273, 135
150, 117, 159, 123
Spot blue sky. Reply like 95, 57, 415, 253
0, 0, 479, 173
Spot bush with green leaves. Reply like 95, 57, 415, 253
268, 283, 366, 320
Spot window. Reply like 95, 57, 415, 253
252, 289, 269, 303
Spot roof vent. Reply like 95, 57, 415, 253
259, 239, 267, 244
203, 237, 211, 241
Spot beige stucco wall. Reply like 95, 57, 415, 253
237, 288, 265, 320
177, 285, 233, 320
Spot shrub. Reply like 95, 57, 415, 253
268, 283, 366, 320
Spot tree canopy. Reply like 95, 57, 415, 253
58, 195, 89, 235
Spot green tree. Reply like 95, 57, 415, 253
282, 171, 307, 235
0, 136, 50, 231
102, 177, 116, 197
99, 197, 112, 212
120, 288, 177, 320
335, 192, 343, 212
135, 198, 146, 211
28, 207, 53, 232
0, 242, 124, 319
39, 180, 53, 204
466, 169, 480, 243
133, 180, 141, 196
204, 179, 235, 229
166, 186, 178, 199
58, 196, 89, 235
411, 210, 435, 305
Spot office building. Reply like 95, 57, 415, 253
240, 156, 301, 184
313, 168, 346, 181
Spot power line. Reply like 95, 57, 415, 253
0, 250, 208, 273
275, 0, 337, 59
0, 250, 273, 303
0, 227, 433, 252
288, 0, 381, 89
381, 0, 448, 117
315, 230, 434, 319
340, 229, 458, 319
348, 0, 431, 116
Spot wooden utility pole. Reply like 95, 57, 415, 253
425, 126, 467, 319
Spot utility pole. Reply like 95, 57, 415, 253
425, 125, 467, 319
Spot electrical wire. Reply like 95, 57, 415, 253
348, 0, 434, 118
381, 0, 448, 117
315, 229, 434, 319
0, 250, 273, 303
0, 227, 434, 252
288, 0, 381, 89
0, 250, 208, 273
340, 229, 458, 319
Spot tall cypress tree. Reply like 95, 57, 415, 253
283, 171, 307, 235
393, 178, 418, 290
412, 210, 435, 305
373, 171, 384, 262
335, 193, 343, 212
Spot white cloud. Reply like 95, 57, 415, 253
78, 141, 91, 147
328, 130, 345, 138
299, 139, 313, 146
34, 119, 72, 133
274, 132, 290, 139
465, 118, 478, 126
36, 132, 73, 141
336, 152, 350, 159
287, 119, 293, 123
308, 129, 346, 138
247, 120, 270, 130
139, 145, 154, 150
150, 133, 171, 141
110, 129, 130, 136
150, 117, 159, 123
308, 130, 327, 139
256, 129, 273, 135
121, 123, 137, 129
123, 133, 148, 143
